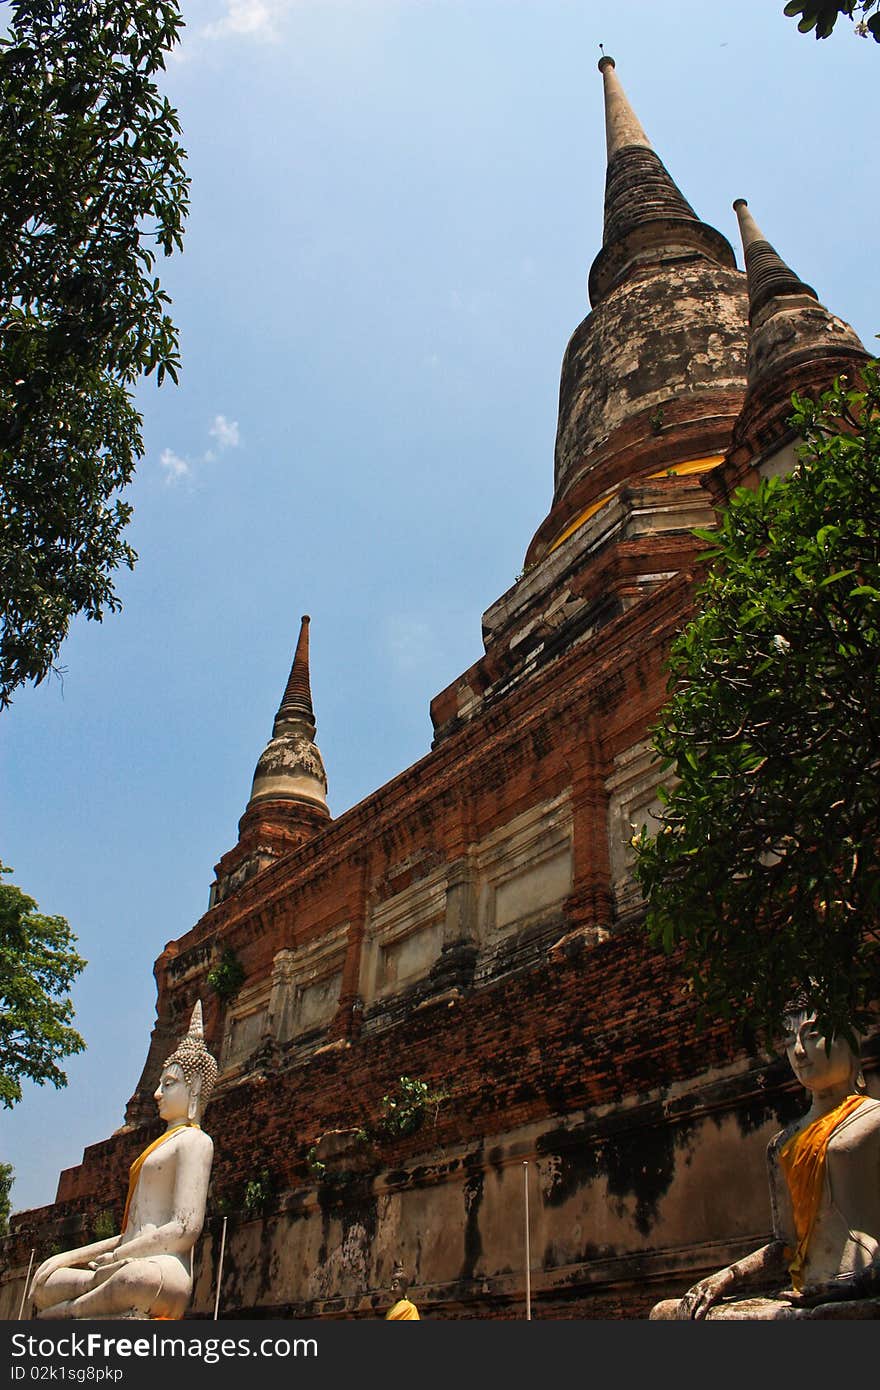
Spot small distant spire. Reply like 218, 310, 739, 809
244, 612, 329, 817
275, 614, 315, 736
732, 199, 817, 321
210, 613, 330, 905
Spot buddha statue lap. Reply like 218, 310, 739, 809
30, 1002, 218, 1321
650, 1001, 880, 1320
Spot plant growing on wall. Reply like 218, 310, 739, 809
305, 1145, 327, 1182
206, 948, 245, 1002
242, 1168, 273, 1217
91, 1210, 116, 1241
375, 1076, 448, 1141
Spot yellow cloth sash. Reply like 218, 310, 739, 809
779, 1094, 867, 1290
121, 1123, 199, 1233
386, 1298, 420, 1320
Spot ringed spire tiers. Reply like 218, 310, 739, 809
589, 56, 737, 306
209, 614, 331, 907
247, 614, 328, 813
730, 196, 867, 394
733, 198, 817, 322
524, 56, 748, 563
709, 196, 871, 499
273, 613, 317, 740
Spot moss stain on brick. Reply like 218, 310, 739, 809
461, 1151, 484, 1281
538, 1114, 696, 1236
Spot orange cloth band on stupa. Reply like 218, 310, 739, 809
386, 1299, 420, 1320
122, 1123, 199, 1232
779, 1094, 867, 1290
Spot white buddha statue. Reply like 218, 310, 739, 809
650, 997, 880, 1319
30, 1002, 218, 1320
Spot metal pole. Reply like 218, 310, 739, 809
523, 1160, 531, 1320
18, 1249, 35, 1320
213, 1216, 228, 1321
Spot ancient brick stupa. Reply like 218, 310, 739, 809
1, 58, 873, 1320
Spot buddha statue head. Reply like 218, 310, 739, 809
390, 1262, 410, 1298
780, 990, 865, 1098
155, 1001, 219, 1126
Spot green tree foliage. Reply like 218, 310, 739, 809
634, 365, 880, 1045
783, 1, 880, 41
0, 862, 87, 1108
0, 0, 188, 707
0, 1163, 13, 1235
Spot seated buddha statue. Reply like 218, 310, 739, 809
30, 1001, 218, 1320
385, 1263, 420, 1320
650, 997, 880, 1319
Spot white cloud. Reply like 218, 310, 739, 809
209, 414, 241, 449
159, 448, 190, 484
182, 1, 413, 57
158, 413, 242, 487
201, 0, 288, 43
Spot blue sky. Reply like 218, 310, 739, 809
3, 0, 879, 1217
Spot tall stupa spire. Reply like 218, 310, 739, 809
598, 52, 652, 158
527, 54, 747, 551
274, 614, 316, 738
589, 56, 736, 305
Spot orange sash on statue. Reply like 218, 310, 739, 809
121, 1123, 199, 1232
779, 1094, 867, 1290
386, 1299, 420, 1320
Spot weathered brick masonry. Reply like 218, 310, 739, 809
2, 56, 874, 1320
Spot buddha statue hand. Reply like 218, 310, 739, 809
31, 1233, 123, 1298
781, 1260, 880, 1309
87, 1251, 126, 1273
30, 1254, 69, 1296
675, 1267, 736, 1319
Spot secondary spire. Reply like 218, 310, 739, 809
731, 195, 866, 394
732, 198, 817, 321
